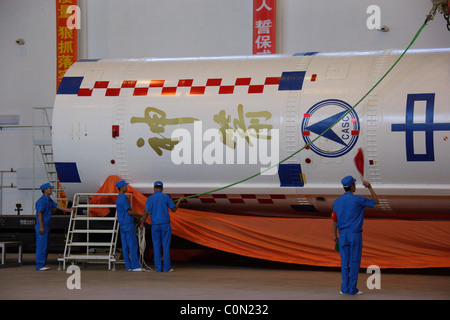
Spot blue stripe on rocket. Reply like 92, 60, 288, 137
55, 162, 81, 183
278, 71, 306, 91
57, 76, 84, 95
278, 164, 304, 187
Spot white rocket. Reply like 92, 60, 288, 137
53, 49, 450, 218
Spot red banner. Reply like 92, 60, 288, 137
56, 0, 78, 206
253, 0, 276, 54
56, 0, 78, 91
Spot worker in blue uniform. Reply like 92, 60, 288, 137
115, 180, 145, 271
142, 181, 181, 272
35, 183, 73, 271
331, 175, 379, 295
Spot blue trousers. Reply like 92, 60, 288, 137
151, 223, 172, 272
120, 228, 141, 270
339, 232, 363, 295
35, 224, 50, 270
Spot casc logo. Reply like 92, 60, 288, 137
301, 99, 360, 158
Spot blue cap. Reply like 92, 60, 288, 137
40, 183, 54, 191
154, 181, 163, 187
341, 175, 356, 187
115, 180, 129, 189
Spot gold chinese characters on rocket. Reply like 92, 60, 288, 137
130, 104, 274, 156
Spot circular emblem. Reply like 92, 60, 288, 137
301, 99, 360, 158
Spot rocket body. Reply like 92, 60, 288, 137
53, 49, 450, 218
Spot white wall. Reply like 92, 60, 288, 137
279, 0, 449, 53
0, 0, 448, 214
0, 0, 56, 214
84, 0, 252, 59
83, 0, 450, 59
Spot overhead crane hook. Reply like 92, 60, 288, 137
427, 0, 450, 30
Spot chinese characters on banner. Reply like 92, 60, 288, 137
253, 0, 276, 54
56, 0, 77, 206
56, 0, 78, 91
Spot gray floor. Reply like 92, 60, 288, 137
1, 254, 449, 300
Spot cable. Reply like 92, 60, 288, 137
174, 19, 429, 203
137, 226, 154, 271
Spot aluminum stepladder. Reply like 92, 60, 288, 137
58, 193, 132, 271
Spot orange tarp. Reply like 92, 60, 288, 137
90, 176, 450, 269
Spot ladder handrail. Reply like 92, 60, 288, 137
32, 107, 68, 205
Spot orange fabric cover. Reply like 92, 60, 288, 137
90, 176, 450, 269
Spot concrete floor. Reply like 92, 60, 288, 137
1, 254, 449, 300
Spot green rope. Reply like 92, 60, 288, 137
177, 21, 428, 202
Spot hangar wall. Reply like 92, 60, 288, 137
0, 0, 448, 214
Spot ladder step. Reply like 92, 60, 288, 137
70, 229, 117, 234
72, 217, 117, 221
33, 139, 52, 146
75, 204, 116, 208
59, 255, 116, 260
68, 242, 113, 246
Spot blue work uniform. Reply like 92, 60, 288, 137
332, 192, 375, 294
35, 194, 58, 270
116, 193, 140, 270
145, 190, 175, 272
